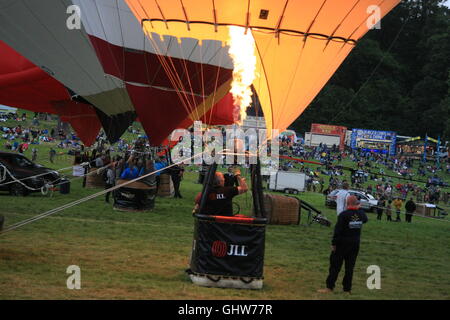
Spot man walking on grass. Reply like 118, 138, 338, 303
318, 195, 368, 294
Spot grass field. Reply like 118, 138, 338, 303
1, 113, 449, 300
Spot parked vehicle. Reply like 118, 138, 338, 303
268, 171, 306, 194
304, 132, 341, 148
326, 189, 378, 212
0, 151, 60, 196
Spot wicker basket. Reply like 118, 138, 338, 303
263, 193, 300, 225
415, 203, 434, 216
157, 173, 174, 197
85, 168, 105, 189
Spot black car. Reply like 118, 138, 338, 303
0, 151, 60, 196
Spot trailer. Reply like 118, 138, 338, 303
268, 171, 306, 194
304, 132, 341, 148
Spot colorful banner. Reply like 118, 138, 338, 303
310, 123, 347, 150
351, 128, 397, 155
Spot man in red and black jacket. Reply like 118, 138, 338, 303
318, 195, 368, 294
194, 170, 248, 216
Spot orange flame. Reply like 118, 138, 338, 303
227, 26, 257, 124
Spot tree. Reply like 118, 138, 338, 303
291, 0, 450, 139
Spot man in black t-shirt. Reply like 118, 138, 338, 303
318, 195, 368, 294
194, 170, 248, 216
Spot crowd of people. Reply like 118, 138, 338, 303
1, 112, 79, 159
1, 111, 449, 213
72, 144, 185, 203
278, 142, 450, 220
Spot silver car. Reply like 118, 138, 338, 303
326, 189, 378, 212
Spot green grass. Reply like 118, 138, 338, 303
0, 111, 449, 300
0, 169, 449, 300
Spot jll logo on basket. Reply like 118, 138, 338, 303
211, 241, 248, 258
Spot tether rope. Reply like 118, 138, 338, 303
0, 151, 205, 236
0, 161, 115, 196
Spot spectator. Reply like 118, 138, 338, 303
224, 166, 238, 187
335, 181, 350, 216
393, 197, 403, 222
169, 164, 185, 198
154, 157, 167, 190
49, 148, 56, 163
404, 198, 416, 223
95, 154, 104, 168
386, 200, 393, 221
377, 196, 385, 220
31, 148, 37, 162
105, 163, 116, 203
120, 155, 140, 180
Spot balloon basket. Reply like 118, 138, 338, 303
113, 179, 156, 212
187, 214, 267, 290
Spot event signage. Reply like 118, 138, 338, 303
212, 241, 249, 257
310, 123, 347, 150
190, 218, 266, 278
350, 128, 397, 155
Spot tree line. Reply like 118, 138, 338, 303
292, 0, 450, 142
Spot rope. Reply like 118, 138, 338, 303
0, 151, 205, 236
0, 163, 81, 188
366, 203, 450, 223
142, 27, 194, 116
0, 159, 120, 198
0, 164, 55, 193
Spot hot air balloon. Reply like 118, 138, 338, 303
125, 0, 401, 136
0, 0, 400, 145
0, 0, 238, 145
0, 40, 102, 146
